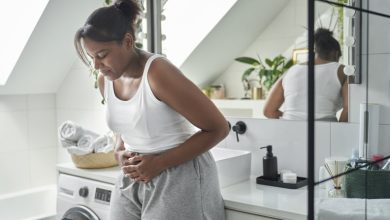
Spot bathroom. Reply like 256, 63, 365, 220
0, 0, 389, 219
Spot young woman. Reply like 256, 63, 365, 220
74, 1, 229, 219
263, 28, 348, 122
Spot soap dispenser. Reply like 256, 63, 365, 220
260, 145, 278, 180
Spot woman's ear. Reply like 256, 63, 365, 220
123, 33, 134, 49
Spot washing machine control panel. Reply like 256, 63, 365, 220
95, 188, 112, 204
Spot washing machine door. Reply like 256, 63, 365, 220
62, 205, 100, 220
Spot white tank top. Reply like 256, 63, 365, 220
104, 54, 197, 153
281, 62, 343, 121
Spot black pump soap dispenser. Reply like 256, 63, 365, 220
260, 145, 278, 180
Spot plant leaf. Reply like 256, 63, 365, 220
285, 59, 294, 69
265, 58, 273, 67
235, 57, 260, 66
241, 68, 255, 81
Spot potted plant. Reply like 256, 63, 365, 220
235, 54, 294, 96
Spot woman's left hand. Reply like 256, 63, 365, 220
121, 154, 165, 183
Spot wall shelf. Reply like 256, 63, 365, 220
211, 99, 266, 118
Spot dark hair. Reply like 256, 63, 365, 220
314, 28, 342, 61
74, 0, 141, 66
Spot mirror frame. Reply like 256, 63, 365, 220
349, 0, 362, 84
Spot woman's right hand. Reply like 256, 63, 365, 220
113, 134, 137, 167
115, 150, 136, 167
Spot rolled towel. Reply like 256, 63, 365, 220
58, 121, 84, 145
63, 134, 95, 155
58, 121, 99, 155
91, 135, 114, 153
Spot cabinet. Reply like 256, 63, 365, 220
225, 209, 278, 220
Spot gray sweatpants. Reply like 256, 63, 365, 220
109, 151, 225, 220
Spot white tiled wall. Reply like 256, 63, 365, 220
0, 94, 57, 195
223, 118, 308, 178
349, 1, 390, 124
221, 118, 361, 179
220, 117, 390, 186
364, 1, 390, 55
329, 122, 359, 157
350, 54, 390, 124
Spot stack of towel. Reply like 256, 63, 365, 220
58, 121, 114, 155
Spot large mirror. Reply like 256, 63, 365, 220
158, 0, 360, 122
313, 0, 390, 219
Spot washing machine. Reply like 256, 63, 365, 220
57, 173, 115, 220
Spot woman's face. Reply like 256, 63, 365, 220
83, 37, 131, 81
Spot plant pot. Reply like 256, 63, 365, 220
251, 87, 264, 99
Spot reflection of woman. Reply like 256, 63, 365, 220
74, 0, 228, 219
263, 28, 348, 122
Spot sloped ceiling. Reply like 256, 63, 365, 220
181, 0, 288, 88
0, 0, 288, 94
0, 0, 101, 95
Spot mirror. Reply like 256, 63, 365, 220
314, 0, 390, 219
160, 0, 354, 122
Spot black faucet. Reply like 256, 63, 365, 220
232, 121, 247, 142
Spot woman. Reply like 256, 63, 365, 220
263, 28, 348, 122
74, 1, 229, 219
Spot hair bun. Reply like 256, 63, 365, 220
114, 1, 133, 17
315, 28, 333, 37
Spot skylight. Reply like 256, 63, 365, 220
0, 0, 49, 85
163, 0, 237, 67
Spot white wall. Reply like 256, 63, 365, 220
349, 1, 390, 124
220, 117, 390, 182
56, 59, 109, 163
0, 94, 57, 195
214, 0, 309, 99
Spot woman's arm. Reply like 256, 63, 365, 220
124, 58, 229, 182
337, 65, 349, 122
263, 77, 284, 119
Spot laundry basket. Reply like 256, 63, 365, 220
71, 151, 118, 169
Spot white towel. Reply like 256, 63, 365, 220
62, 134, 95, 155
58, 121, 99, 155
91, 135, 114, 153
58, 121, 83, 147
317, 198, 390, 220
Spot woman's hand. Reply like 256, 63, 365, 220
115, 150, 136, 167
121, 154, 165, 183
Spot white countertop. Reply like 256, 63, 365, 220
221, 176, 307, 220
57, 163, 307, 219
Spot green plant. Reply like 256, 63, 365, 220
235, 55, 293, 91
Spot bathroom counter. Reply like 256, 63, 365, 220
221, 176, 307, 220
57, 164, 307, 219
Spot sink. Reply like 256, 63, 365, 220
210, 147, 251, 188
